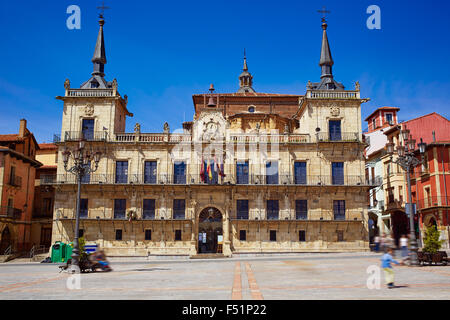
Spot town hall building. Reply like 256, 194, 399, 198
44, 14, 376, 256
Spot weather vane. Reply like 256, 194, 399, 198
317, 6, 330, 23
97, 1, 110, 19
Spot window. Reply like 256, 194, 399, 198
333, 200, 345, 220
143, 199, 155, 219
173, 162, 186, 184
299, 230, 306, 242
239, 230, 246, 241
115, 229, 122, 240
78, 229, 84, 238
329, 120, 342, 141
332, 162, 344, 185
237, 200, 249, 220
372, 118, 376, 130
385, 113, 393, 124
248, 106, 255, 113
270, 230, 277, 241
114, 199, 126, 219
82, 119, 95, 140
267, 200, 279, 220
173, 199, 185, 219
80, 199, 88, 218
294, 162, 307, 185
144, 161, 157, 184
398, 186, 403, 203
43, 198, 53, 215
236, 161, 249, 184
9, 166, 15, 185
145, 230, 152, 240
295, 200, 307, 220
337, 230, 344, 242
115, 161, 128, 183
175, 230, 182, 241
266, 161, 279, 185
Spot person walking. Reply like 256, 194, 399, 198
374, 234, 380, 252
400, 234, 409, 258
381, 247, 402, 289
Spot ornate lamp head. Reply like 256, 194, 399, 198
62, 149, 71, 166
408, 139, 416, 152
418, 138, 426, 154
397, 145, 405, 157
400, 129, 410, 142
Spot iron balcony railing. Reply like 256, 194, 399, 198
316, 132, 360, 142
416, 197, 450, 210
40, 173, 376, 186
7, 175, 22, 188
0, 206, 22, 219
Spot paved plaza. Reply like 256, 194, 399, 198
0, 252, 449, 300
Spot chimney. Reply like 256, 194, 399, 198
19, 119, 27, 137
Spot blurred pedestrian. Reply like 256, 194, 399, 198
381, 247, 402, 289
400, 234, 409, 258
374, 234, 380, 252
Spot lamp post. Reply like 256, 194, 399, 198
386, 130, 426, 266
62, 140, 101, 273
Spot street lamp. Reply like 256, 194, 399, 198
386, 128, 426, 266
62, 139, 102, 273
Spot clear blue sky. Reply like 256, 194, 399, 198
0, 0, 449, 142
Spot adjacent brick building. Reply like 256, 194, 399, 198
0, 119, 41, 253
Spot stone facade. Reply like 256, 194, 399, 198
45, 17, 374, 257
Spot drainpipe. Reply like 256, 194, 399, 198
441, 147, 449, 248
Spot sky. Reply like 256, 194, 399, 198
0, 0, 449, 143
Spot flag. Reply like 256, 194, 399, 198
207, 160, 212, 180
200, 156, 205, 182
219, 163, 226, 177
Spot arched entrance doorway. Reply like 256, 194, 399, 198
198, 207, 223, 254
0, 227, 12, 254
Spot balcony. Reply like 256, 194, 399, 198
306, 90, 360, 99
40, 173, 375, 187
0, 206, 22, 219
416, 197, 450, 210
7, 175, 22, 188
56, 131, 108, 143
316, 132, 359, 142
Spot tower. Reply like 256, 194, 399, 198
237, 49, 255, 93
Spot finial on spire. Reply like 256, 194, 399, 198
317, 6, 330, 24
243, 48, 248, 71
97, 1, 110, 19
237, 49, 255, 93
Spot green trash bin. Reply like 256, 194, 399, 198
65, 242, 74, 263
51, 242, 66, 263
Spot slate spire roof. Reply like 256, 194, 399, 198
92, 15, 107, 76
80, 15, 113, 89
308, 19, 344, 91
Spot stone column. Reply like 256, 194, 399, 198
223, 202, 232, 256
189, 200, 198, 255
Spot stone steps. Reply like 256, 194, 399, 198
189, 253, 227, 259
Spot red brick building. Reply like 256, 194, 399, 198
0, 119, 41, 253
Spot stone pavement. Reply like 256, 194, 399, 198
0, 252, 449, 300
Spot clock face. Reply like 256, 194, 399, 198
207, 122, 217, 131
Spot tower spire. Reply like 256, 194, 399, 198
237, 49, 255, 93
243, 48, 248, 71
92, 15, 107, 77
308, 9, 344, 91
